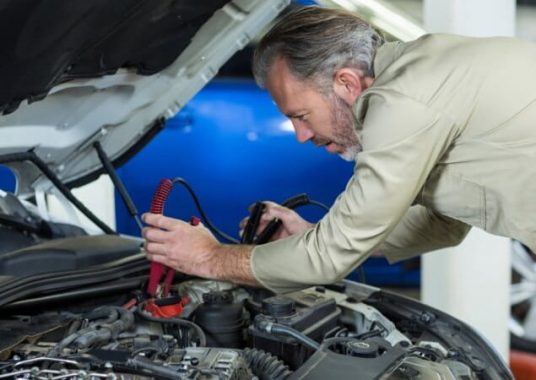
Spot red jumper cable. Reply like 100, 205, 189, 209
146, 178, 173, 298
143, 178, 199, 317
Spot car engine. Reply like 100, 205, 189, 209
0, 189, 513, 379
0, 277, 504, 380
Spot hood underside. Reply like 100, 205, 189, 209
0, 0, 226, 114
0, 0, 289, 196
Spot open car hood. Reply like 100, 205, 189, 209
0, 0, 289, 197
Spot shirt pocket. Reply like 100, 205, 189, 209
420, 168, 486, 229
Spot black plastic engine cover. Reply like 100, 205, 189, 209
0, 235, 141, 276
249, 290, 341, 369
289, 337, 407, 380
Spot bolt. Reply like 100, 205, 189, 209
420, 312, 436, 324
447, 349, 459, 358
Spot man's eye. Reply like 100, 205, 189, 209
295, 114, 307, 121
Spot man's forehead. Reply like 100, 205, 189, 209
266, 58, 301, 91
265, 57, 318, 115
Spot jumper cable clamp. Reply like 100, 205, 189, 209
144, 178, 199, 317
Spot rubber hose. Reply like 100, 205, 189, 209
135, 308, 207, 347
242, 348, 292, 380
75, 307, 135, 348
271, 324, 320, 351
83, 306, 119, 323
255, 318, 320, 351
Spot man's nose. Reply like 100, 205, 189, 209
293, 122, 314, 143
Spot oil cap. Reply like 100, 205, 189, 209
346, 341, 380, 358
262, 296, 295, 317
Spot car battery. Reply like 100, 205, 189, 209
249, 289, 341, 369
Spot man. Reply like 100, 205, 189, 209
143, 6, 536, 294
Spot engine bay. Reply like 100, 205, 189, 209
0, 277, 506, 379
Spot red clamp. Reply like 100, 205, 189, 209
144, 178, 202, 318
144, 296, 190, 318
145, 216, 200, 317
146, 215, 200, 298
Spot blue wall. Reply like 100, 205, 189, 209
116, 79, 354, 240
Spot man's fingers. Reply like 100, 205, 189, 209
239, 217, 249, 230
142, 227, 170, 243
142, 213, 184, 230
145, 241, 167, 256
146, 250, 168, 265
247, 203, 259, 213
247, 201, 288, 218
261, 206, 288, 222
259, 211, 276, 223
241, 202, 288, 236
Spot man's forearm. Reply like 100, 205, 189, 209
209, 244, 261, 287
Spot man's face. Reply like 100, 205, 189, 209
265, 57, 362, 161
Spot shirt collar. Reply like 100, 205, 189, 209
373, 40, 403, 78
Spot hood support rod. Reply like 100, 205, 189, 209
0, 151, 116, 235
94, 141, 143, 232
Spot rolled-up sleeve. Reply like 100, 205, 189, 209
251, 91, 461, 293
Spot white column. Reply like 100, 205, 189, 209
421, 0, 515, 362
422, 230, 511, 360
424, 0, 515, 37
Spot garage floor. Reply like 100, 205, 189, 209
510, 350, 536, 379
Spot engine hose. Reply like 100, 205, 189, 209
48, 333, 79, 357
49, 307, 135, 355
127, 356, 181, 379
83, 306, 119, 323
77, 311, 134, 348
135, 308, 207, 347
242, 348, 292, 380
255, 317, 320, 351
270, 324, 321, 351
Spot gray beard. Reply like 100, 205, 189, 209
339, 144, 362, 162
329, 93, 362, 162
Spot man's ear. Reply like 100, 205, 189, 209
332, 68, 373, 106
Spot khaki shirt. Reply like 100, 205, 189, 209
251, 34, 536, 294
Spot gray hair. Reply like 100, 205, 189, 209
253, 6, 384, 91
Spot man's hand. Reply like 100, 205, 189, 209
239, 201, 314, 242
142, 213, 219, 278
143, 213, 260, 286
